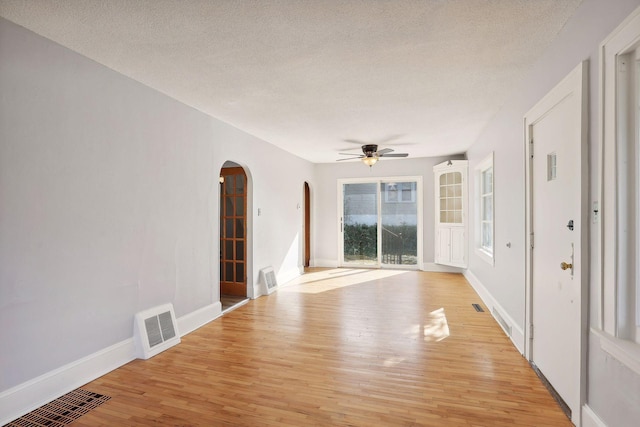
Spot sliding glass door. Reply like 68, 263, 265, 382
381, 181, 418, 266
342, 183, 378, 266
340, 178, 421, 268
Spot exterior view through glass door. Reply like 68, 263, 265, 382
340, 178, 420, 268
381, 181, 418, 266
343, 183, 378, 265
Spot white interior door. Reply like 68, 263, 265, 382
526, 63, 586, 425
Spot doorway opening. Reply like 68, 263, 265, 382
220, 162, 249, 311
304, 182, 311, 268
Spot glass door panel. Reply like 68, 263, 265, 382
439, 171, 463, 224
343, 183, 378, 265
220, 167, 247, 296
381, 181, 418, 266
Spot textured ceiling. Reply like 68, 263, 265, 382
0, 0, 582, 163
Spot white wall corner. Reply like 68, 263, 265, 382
0, 338, 135, 426
582, 404, 608, 427
463, 269, 525, 354
177, 302, 222, 337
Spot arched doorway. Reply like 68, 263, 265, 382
219, 162, 248, 308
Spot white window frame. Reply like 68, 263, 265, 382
475, 153, 494, 266
597, 6, 640, 375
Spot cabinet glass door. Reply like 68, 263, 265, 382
439, 171, 463, 224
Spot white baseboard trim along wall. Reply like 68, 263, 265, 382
582, 405, 607, 427
177, 302, 222, 336
0, 302, 223, 426
421, 262, 464, 273
0, 339, 136, 425
312, 260, 463, 273
463, 269, 525, 354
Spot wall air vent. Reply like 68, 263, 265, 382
133, 303, 180, 360
260, 267, 278, 295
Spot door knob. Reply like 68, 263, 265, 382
560, 262, 573, 270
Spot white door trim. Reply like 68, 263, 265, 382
524, 61, 589, 425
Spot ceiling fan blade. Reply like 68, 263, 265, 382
338, 152, 363, 156
343, 139, 365, 145
377, 134, 405, 144
376, 148, 394, 155
336, 157, 363, 161
379, 153, 409, 157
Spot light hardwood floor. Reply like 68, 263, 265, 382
74, 269, 571, 426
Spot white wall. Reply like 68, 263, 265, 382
314, 156, 464, 268
465, 0, 640, 426
0, 16, 313, 411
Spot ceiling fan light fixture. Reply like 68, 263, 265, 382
362, 156, 379, 167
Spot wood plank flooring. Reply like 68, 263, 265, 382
74, 269, 571, 426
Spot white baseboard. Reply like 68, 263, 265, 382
312, 258, 339, 268
421, 262, 466, 273
177, 302, 222, 336
0, 338, 136, 426
463, 269, 525, 354
582, 404, 607, 427
311, 260, 462, 271
0, 302, 226, 425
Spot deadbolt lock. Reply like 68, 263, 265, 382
560, 262, 573, 271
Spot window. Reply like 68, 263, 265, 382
475, 153, 494, 265
599, 6, 640, 373
616, 46, 640, 344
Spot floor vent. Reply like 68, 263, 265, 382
5, 388, 110, 427
134, 303, 181, 359
260, 266, 278, 295
472, 303, 485, 312
492, 307, 512, 336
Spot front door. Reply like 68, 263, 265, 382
220, 167, 247, 297
525, 63, 586, 424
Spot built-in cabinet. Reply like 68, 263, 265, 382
434, 160, 468, 268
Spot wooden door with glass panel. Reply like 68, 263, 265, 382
220, 167, 247, 296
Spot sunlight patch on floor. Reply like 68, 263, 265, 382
281, 268, 410, 294
383, 356, 406, 367
424, 308, 450, 342
404, 307, 450, 343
